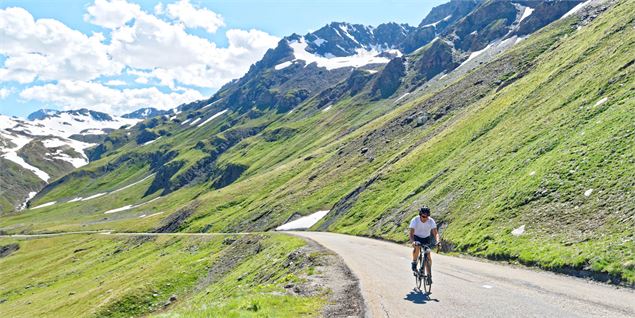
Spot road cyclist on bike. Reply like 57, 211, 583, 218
409, 206, 441, 284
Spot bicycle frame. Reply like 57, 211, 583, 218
414, 243, 433, 293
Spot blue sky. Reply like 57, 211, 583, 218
0, 0, 446, 118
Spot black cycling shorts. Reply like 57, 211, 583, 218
413, 235, 432, 247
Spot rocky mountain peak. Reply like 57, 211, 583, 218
122, 107, 172, 119
26, 109, 60, 121
294, 21, 413, 58
26, 108, 114, 122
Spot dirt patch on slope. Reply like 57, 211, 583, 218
154, 201, 200, 233
0, 243, 19, 258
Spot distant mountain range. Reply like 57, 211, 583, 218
0, 108, 143, 212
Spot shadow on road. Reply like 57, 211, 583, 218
404, 289, 439, 304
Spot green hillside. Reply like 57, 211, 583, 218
324, 0, 635, 283
0, 233, 325, 317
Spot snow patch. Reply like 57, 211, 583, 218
41, 138, 69, 148
19, 191, 38, 210
421, 15, 452, 28
0, 116, 20, 130
274, 61, 293, 70
394, 93, 410, 103
143, 136, 161, 145
594, 97, 608, 106
103, 197, 162, 214
111, 174, 155, 194
31, 201, 56, 209
288, 38, 390, 71
383, 49, 403, 57
276, 210, 330, 231
2, 152, 50, 181
519, 7, 534, 23
10, 112, 138, 138
104, 205, 134, 214
322, 105, 332, 112
515, 36, 526, 45
139, 212, 164, 218
81, 193, 107, 201
189, 118, 202, 126
202, 100, 222, 109
197, 109, 228, 128
50, 151, 86, 168
313, 37, 326, 46
560, 0, 591, 20
458, 44, 493, 69
0, 130, 50, 182
511, 225, 525, 236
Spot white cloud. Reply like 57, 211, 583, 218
140, 29, 279, 89
0, 88, 13, 99
108, 11, 218, 69
154, 2, 165, 15
104, 79, 127, 86
20, 80, 205, 114
84, 0, 141, 29
1, 1, 280, 116
166, 0, 224, 33
0, 7, 123, 83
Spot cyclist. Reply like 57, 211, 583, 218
409, 206, 441, 283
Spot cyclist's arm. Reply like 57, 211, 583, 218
432, 227, 441, 245
409, 228, 415, 245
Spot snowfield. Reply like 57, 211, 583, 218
288, 38, 393, 70
276, 210, 330, 231
197, 109, 228, 128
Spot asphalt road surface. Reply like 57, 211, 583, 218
292, 231, 635, 318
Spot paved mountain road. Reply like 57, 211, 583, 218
292, 231, 635, 318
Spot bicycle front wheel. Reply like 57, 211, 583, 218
423, 255, 432, 293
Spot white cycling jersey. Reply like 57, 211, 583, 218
409, 216, 436, 238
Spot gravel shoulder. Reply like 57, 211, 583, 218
296, 235, 365, 317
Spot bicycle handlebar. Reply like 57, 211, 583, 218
412, 241, 441, 253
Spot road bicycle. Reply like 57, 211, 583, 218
413, 241, 437, 293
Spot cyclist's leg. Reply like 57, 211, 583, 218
422, 237, 433, 280
412, 244, 421, 271
425, 248, 432, 277
412, 245, 420, 262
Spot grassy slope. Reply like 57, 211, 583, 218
326, 1, 635, 283
0, 234, 322, 318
